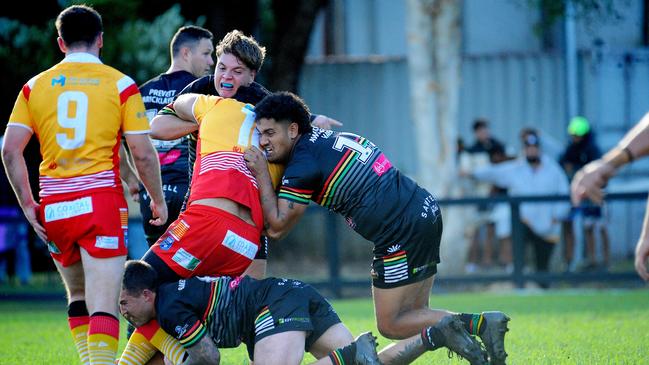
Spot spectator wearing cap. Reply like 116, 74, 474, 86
559, 116, 610, 271
464, 129, 570, 287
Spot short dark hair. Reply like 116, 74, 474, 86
122, 260, 159, 295
472, 118, 489, 131
55, 5, 103, 49
170, 25, 213, 58
254, 92, 312, 134
216, 30, 266, 72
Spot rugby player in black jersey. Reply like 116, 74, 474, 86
244, 92, 510, 365
119, 260, 483, 365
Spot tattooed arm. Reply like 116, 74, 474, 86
180, 336, 220, 365
244, 146, 308, 240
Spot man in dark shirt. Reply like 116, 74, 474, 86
128, 25, 215, 247
119, 260, 481, 365
243, 92, 507, 365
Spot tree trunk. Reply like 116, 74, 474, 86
266, 0, 328, 92
406, 0, 466, 274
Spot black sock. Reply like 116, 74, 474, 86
67, 300, 89, 317
421, 326, 445, 351
459, 313, 486, 336
328, 341, 357, 364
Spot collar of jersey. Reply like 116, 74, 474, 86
61, 52, 102, 64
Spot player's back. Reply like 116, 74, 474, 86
189, 95, 283, 228
9, 53, 149, 197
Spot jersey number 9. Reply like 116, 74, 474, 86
56, 91, 88, 150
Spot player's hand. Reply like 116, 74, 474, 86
126, 180, 140, 203
22, 201, 47, 242
570, 159, 615, 205
635, 238, 649, 282
312, 115, 343, 130
149, 199, 168, 226
243, 146, 269, 178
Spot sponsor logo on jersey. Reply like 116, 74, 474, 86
412, 263, 435, 274
222, 230, 258, 260
178, 280, 186, 291
172, 248, 201, 271
95, 236, 119, 249
44, 197, 93, 222
278, 317, 310, 325
51, 75, 66, 86
372, 154, 392, 176
160, 236, 174, 250
229, 276, 242, 289
175, 323, 189, 338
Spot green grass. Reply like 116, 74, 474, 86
0, 289, 647, 364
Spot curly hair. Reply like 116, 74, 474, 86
254, 92, 312, 134
215, 30, 266, 72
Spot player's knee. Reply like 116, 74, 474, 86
376, 317, 408, 340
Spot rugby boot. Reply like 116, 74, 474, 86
478, 311, 510, 365
435, 316, 488, 365
353, 332, 381, 365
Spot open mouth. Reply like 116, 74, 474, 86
220, 82, 234, 90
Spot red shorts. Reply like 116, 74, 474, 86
150, 204, 261, 278
39, 188, 128, 267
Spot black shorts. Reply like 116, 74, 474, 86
371, 189, 443, 289
244, 279, 341, 360
139, 183, 188, 246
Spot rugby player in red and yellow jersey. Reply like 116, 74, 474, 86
1, 5, 167, 365
140, 93, 283, 284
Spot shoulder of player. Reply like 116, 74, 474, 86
180, 75, 216, 96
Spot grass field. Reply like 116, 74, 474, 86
1, 288, 648, 364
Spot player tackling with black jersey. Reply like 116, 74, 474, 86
244, 92, 511, 365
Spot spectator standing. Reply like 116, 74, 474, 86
559, 116, 610, 270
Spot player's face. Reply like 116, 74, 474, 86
119, 289, 155, 328
188, 38, 215, 77
214, 53, 256, 98
257, 117, 298, 163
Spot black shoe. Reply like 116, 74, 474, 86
353, 332, 380, 365
435, 316, 488, 365
478, 311, 510, 365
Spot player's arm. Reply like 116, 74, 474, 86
244, 146, 307, 240
1, 126, 47, 242
179, 336, 220, 365
150, 94, 200, 140
571, 111, 649, 205
125, 133, 167, 226
635, 197, 649, 282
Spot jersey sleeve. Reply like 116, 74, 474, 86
277, 155, 320, 205
156, 280, 210, 349
118, 75, 150, 135
192, 95, 222, 125
7, 78, 38, 133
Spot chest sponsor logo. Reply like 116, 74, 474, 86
222, 230, 258, 260
44, 197, 93, 222
172, 248, 201, 271
95, 236, 119, 249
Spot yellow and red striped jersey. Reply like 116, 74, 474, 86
7, 52, 150, 197
188, 95, 284, 229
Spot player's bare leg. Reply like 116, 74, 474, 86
55, 259, 89, 364
81, 248, 126, 364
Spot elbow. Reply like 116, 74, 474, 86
265, 226, 287, 241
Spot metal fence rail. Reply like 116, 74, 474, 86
311, 191, 647, 297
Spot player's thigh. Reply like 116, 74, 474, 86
253, 331, 306, 365
372, 276, 434, 321
80, 247, 126, 314
308, 323, 354, 359
53, 258, 85, 302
